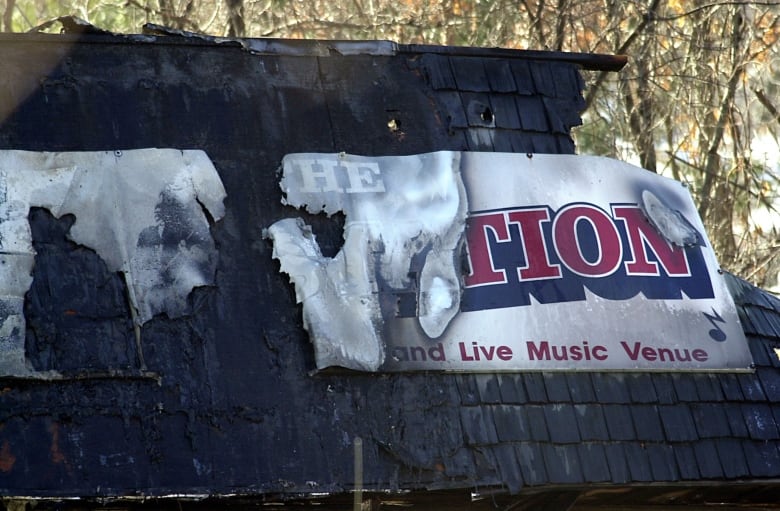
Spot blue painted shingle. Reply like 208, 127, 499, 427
450, 56, 489, 92
590, 374, 632, 403
652, 374, 678, 404
493, 130, 512, 153
489, 94, 522, 129
671, 374, 700, 402
544, 404, 581, 443
744, 305, 775, 339
556, 134, 576, 154
719, 373, 746, 401
542, 373, 571, 402
497, 374, 527, 404
623, 443, 653, 482
747, 336, 774, 367
508, 131, 535, 153
434, 90, 468, 129
646, 443, 679, 481
630, 405, 666, 442
509, 60, 535, 95
760, 306, 780, 338
715, 438, 750, 478
492, 404, 531, 442
474, 373, 502, 404
525, 405, 551, 442
460, 406, 499, 445
736, 306, 758, 336
515, 442, 547, 486
483, 59, 517, 93
541, 97, 567, 134
577, 443, 611, 482
455, 374, 480, 406
523, 373, 548, 402
465, 127, 495, 150
491, 443, 523, 493
530, 133, 559, 153
604, 443, 631, 484
742, 403, 780, 440
690, 402, 732, 438
693, 439, 725, 479
672, 444, 701, 480
574, 404, 610, 441
420, 54, 456, 90
726, 403, 751, 438
542, 444, 583, 484
548, 63, 582, 98
566, 373, 595, 403
528, 61, 556, 96
742, 440, 780, 477
659, 405, 699, 442
602, 405, 635, 441
515, 95, 549, 132
471, 445, 502, 484
738, 373, 768, 401
693, 374, 726, 402
490, 130, 515, 152
626, 373, 658, 404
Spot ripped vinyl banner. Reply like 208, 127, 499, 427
0, 149, 226, 376
268, 151, 752, 373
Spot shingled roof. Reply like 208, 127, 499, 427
0, 27, 778, 510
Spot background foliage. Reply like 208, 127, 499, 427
4, 0, 780, 291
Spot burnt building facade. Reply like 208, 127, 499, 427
0, 23, 779, 510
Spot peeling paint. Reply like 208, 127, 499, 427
640, 190, 702, 247
0, 149, 226, 376
266, 152, 467, 371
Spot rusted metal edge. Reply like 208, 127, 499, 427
0, 30, 627, 72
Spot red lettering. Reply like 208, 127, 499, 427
465, 213, 510, 287
612, 206, 691, 276
507, 208, 561, 280
621, 341, 641, 361
459, 341, 475, 361
641, 346, 657, 361
620, 341, 709, 363
497, 345, 513, 361
553, 205, 622, 277
526, 341, 608, 361
459, 341, 513, 361
592, 345, 608, 361
479, 344, 496, 359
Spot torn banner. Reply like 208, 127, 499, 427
0, 149, 226, 376
267, 152, 752, 373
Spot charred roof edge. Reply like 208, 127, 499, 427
0, 31, 627, 72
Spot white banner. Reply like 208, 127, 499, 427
268, 152, 752, 372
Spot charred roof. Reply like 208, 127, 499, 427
0, 24, 778, 510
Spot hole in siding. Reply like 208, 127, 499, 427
480, 107, 494, 123
387, 118, 401, 132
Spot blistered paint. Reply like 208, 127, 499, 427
0, 149, 226, 376
266, 152, 467, 371
640, 189, 702, 247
